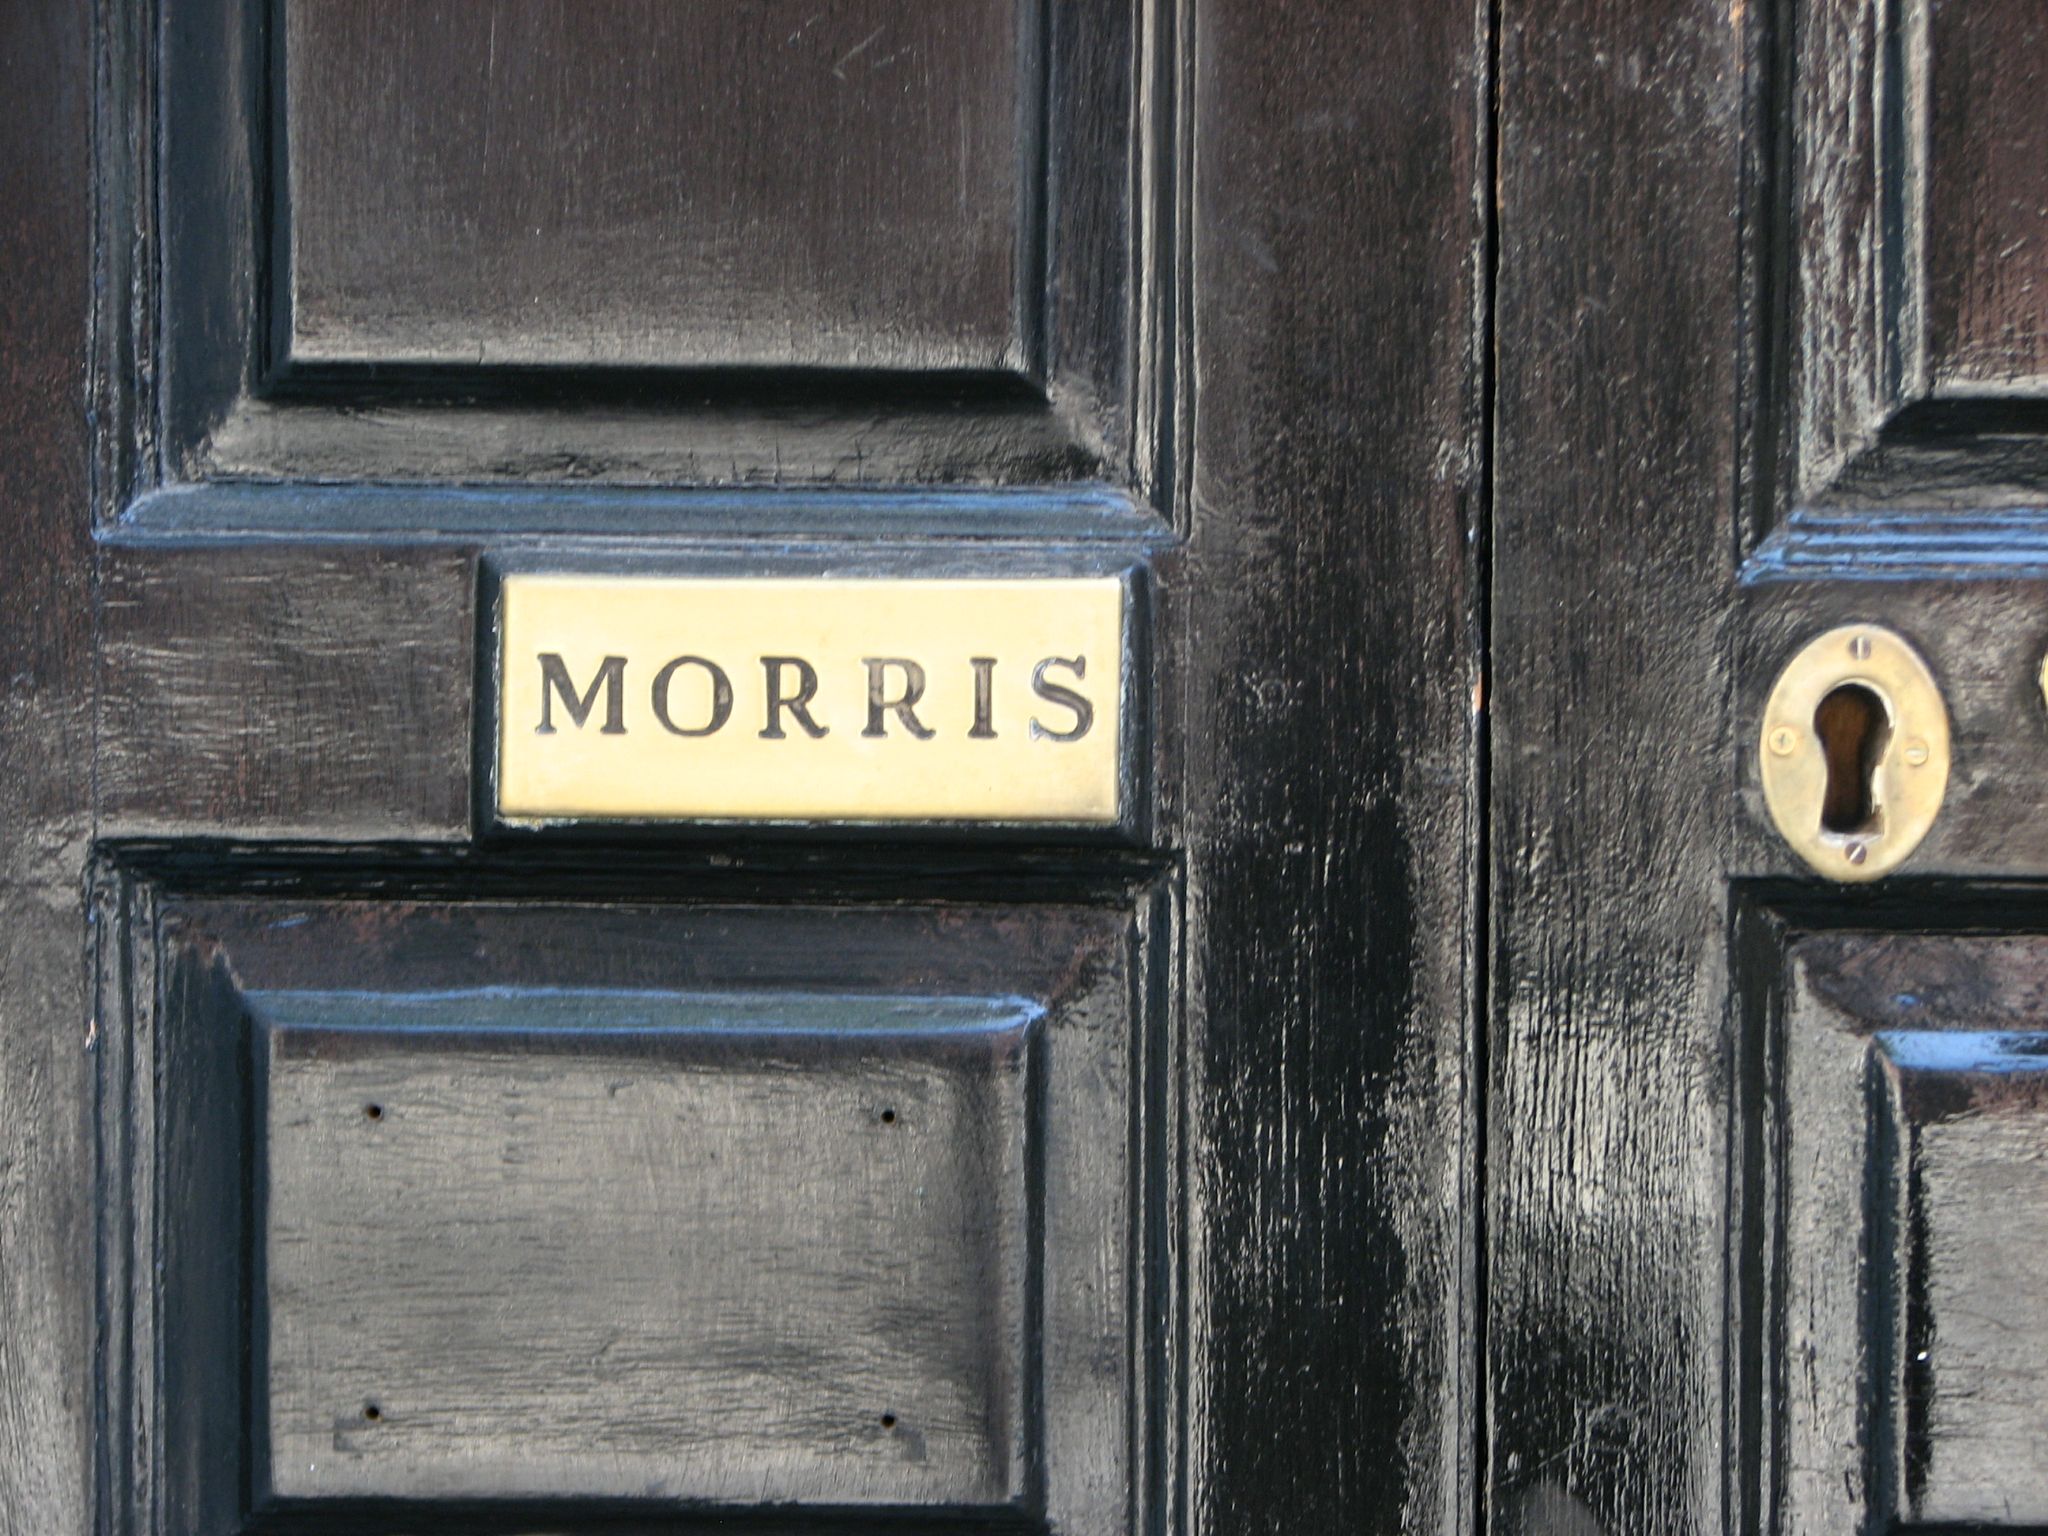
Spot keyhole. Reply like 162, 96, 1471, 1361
1814, 683, 1891, 834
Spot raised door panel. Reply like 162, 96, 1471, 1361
257, 990, 1037, 1506
115, 892, 1157, 1535
1766, 930, 2048, 1532
125, 0, 1154, 493
1792, 0, 2048, 504
1923, 0, 2048, 396
280, 0, 1035, 374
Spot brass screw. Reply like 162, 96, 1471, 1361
1768, 726, 1798, 757
1904, 738, 1930, 767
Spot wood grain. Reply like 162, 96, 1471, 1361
0, 0, 95, 1528
1789, 0, 2048, 506
257, 991, 1037, 1506
51, 3, 1493, 1533
1505, 1, 2048, 1530
281, 0, 1033, 374
133, 894, 1152, 1534
1923, 0, 2048, 394
1781, 932, 2048, 1530
1789, 0, 1894, 502
144, 0, 1149, 492
1492, 0, 1744, 1528
1178, 1, 1483, 1531
97, 541, 474, 840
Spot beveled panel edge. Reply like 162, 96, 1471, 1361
108, 481, 1174, 545
93, 867, 1177, 1536
1743, 505, 2048, 584
1729, 896, 2048, 1536
105, 0, 1185, 511
1773, 0, 2048, 526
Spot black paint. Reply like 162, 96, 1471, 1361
16, 1, 1490, 1534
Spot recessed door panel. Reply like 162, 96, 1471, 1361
129, 894, 1151, 1533
1924, 0, 2048, 396
1770, 932, 2048, 1530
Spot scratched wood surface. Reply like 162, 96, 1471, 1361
145, 0, 1145, 493
14, 2, 1493, 1533
1921, 0, 2048, 396
97, 541, 475, 841
139, 896, 1148, 1534
256, 991, 1039, 1507
1780, 932, 2048, 1530
1794, 0, 2048, 507
1491, 0, 1745, 1529
1497, 0, 2048, 1532
281, 0, 1032, 373
1177, 2, 1484, 1532
0, 2, 95, 1531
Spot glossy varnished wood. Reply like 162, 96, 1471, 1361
130, 894, 1152, 1534
1501, 0, 2048, 1531
132, 0, 1153, 492
1178, 2, 1484, 1532
97, 541, 475, 840
1492, 0, 1745, 1529
256, 991, 1038, 1507
3, 1, 1492, 1531
1776, 930, 2048, 1530
1791, 0, 1900, 501
1791, 0, 2048, 506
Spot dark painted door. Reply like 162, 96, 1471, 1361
1493, 0, 2048, 1532
0, 4, 1483, 1535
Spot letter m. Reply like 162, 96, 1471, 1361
535, 653, 627, 734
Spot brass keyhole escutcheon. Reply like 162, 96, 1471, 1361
1759, 625, 1950, 882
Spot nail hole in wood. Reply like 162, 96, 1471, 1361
880, 1412, 898, 1429
879, 1108, 896, 1125
362, 1402, 382, 1422
363, 1103, 383, 1121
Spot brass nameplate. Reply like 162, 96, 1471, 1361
494, 574, 1126, 823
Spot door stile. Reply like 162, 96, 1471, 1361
0, 2, 99, 1531
1179, 4, 1490, 1533
1491, 0, 1752, 1530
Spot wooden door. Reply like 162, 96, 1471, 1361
0, 3, 1484, 1533
1495, 0, 2048, 1531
